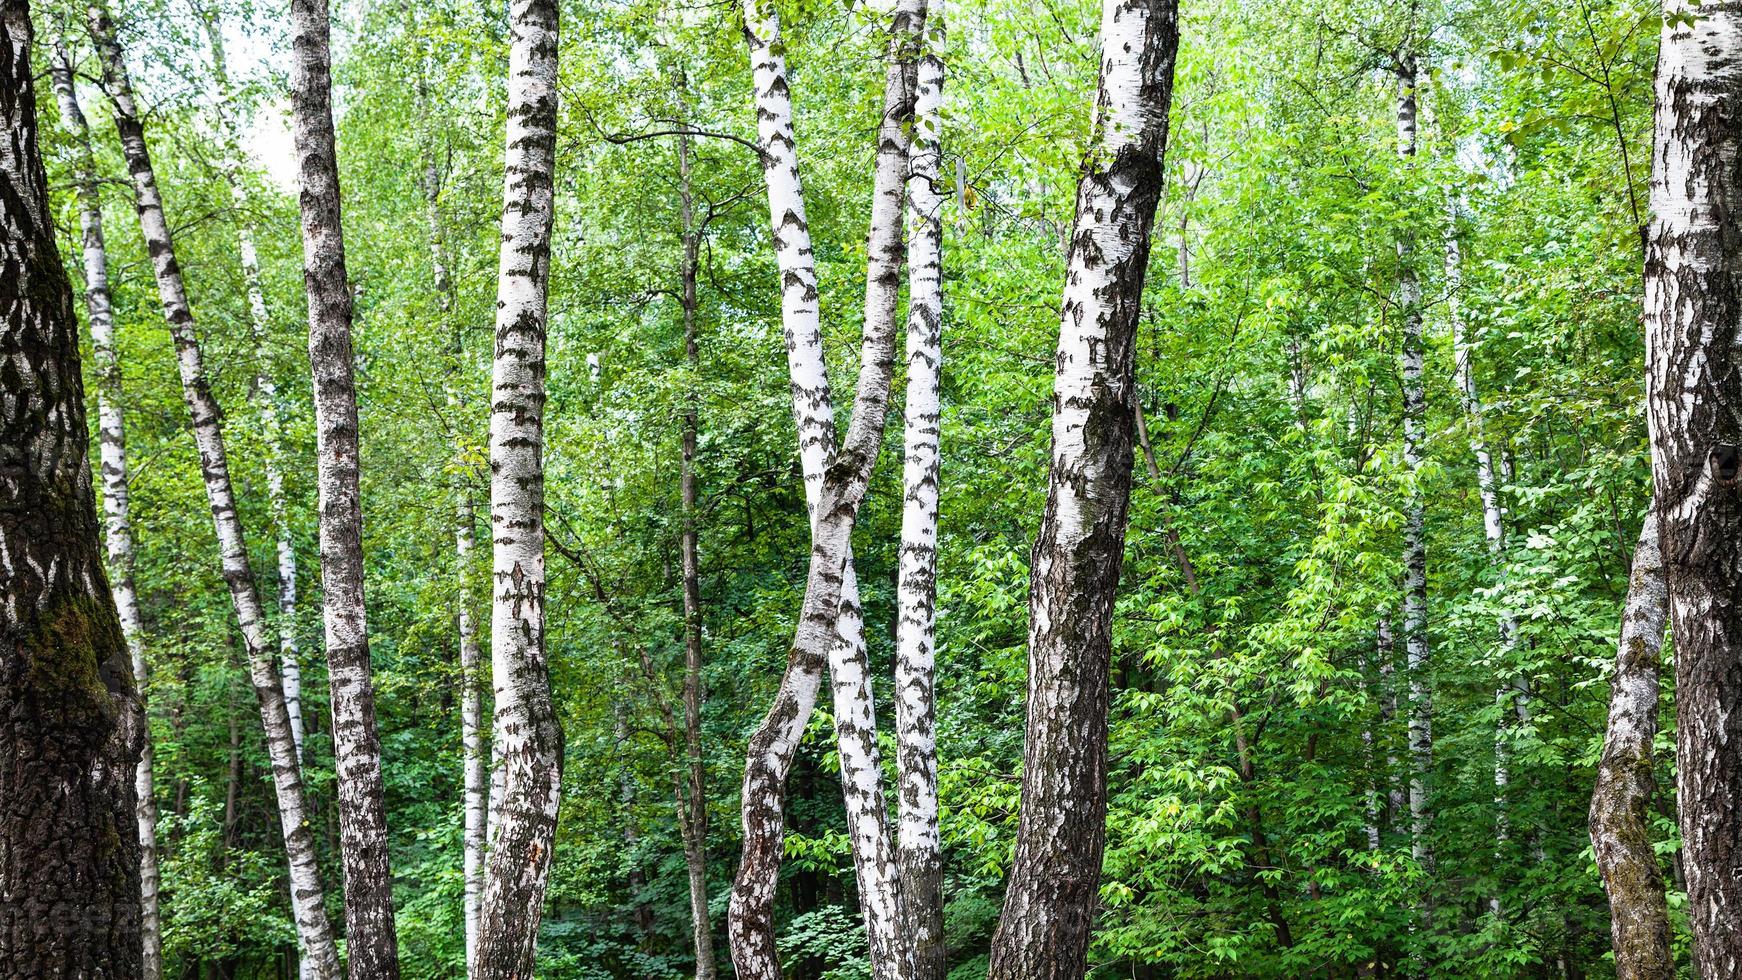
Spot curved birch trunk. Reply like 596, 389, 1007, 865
728, 2, 916, 975
197, 5, 307, 762
896, 8, 948, 978
1643, 2, 1742, 972
1590, 514, 1672, 980
475, 0, 563, 972
287, 0, 400, 973
85, 5, 341, 974
675, 107, 719, 980
48, 39, 161, 980
1393, 56, 1434, 878
986, 2, 1178, 976
0, 6, 144, 969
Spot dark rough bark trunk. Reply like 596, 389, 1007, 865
48, 34, 163, 980
1590, 514, 1672, 980
85, 3, 340, 973
0, 5, 144, 971
986, 2, 1178, 977
287, 0, 399, 974
675, 108, 719, 980
475, 0, 562, 974
1643, 3, 1742, 974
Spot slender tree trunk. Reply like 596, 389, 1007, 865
196, 3, 307, 762
48, 38, 162, 980
985, 2, 1178, 977
287, 0, 399, 973
1643, 3, 1742, 973
1590, 514, 1672, 980
728, 2, 884, 973
86, 5, 341, 974
1393, 55, 1434, 878
896, 8, 948, 978
0, 6, 144, 970
475, 0, 563, 973
675, 103, 719, 980
422, 126, 489, 978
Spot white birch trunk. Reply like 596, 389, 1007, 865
86, 4, 340, 974
287, 0, 401, 971
48, 40, 162, 980
895, 8, 947, 978
475, 0, 563, 973
987, 2, 1179, 975
422, 138, 489, 978
1393, 57, 1434, 877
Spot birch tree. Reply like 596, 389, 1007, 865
86, 3, 340, 973
421, 112, 490, 978
674, 99, 718, 980
48, 38, 161, 980
0, 4, 143, 970
986, 1, 1179, 975
728, 2, 921, 975
196, 1, 307, 759
474, 0, 563, 972
1589, 514, 1672, 980
1392, 51, 1434, 877
288, 0, 400, 971
1643, 0, 1742, 972
895, 6, 948, 976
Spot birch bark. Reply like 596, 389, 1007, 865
1642, 1, 1742, 972
728, 3, 918, 975
1393, 55, 1434, 877
474, 0, 563, 973
0, 6, 143, 969
48, 39, 161, 980
895, 8, 948, 978
86, 4, 341, 974
985, 2, 1178, 976
197, 5, 307, 761
287, 0, 400, 972
1589, 514, 1672, 980
421, 128, 489, 977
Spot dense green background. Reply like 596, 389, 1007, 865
35, 0, 1672, 973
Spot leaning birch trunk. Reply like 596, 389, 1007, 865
49, 40, 162, 980
474, 0, 563, 973
0, 7, 145, 969
674, 107, 719, 980
728, 1, 877, 972
1590, 513, 1672, 980
895, 7, 948, 978
986, 2, 1178, 976
197, 5, 306, 760
422, 133, 489, 977
85, 5, 341, 975
820, 4, 928, 976
288, 0, 400, 973
1393, 54, 1434, 878
1643, 2, 1742, 973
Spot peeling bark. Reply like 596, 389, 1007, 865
985, 2, 1178, 976
86, 4, 340, 974
1642, 2, 1742, 973
1590, 514, 1672, 980
0, 5, 143, 970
